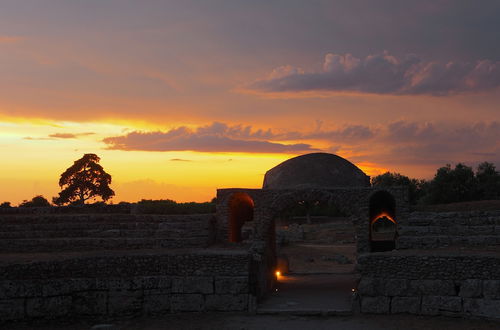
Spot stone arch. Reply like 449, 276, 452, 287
369, 190, 397, 252
269, 189, 353, 218
228, 192, 255, 243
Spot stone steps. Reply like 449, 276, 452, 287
0, 214, 213, 224
0, 237, 208, 252
0, 228, 210, 239
0, 221, 208, 232
0, 214, 213, 252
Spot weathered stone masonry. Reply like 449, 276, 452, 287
356, 252, 500, 319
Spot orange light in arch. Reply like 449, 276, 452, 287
370, 212, 397, 225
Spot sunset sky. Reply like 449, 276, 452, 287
1, 0, 499, 205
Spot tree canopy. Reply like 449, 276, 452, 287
53, 154, 115, 205
371, 172, 427, 204
372, 162, 500, 205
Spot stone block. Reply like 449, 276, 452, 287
108, 290, 143, 316
171, 294, 204, 312
361, 296, 390, 314
214, 277, 248, 294
357, 277, 378, 296
384, 279, 408, 296
459, 279, 482, 298
421, 296, 462, 316
463, 298, 500, 319
102, 278, 133, 291
0, 281, 24, 299
42, 279, 73, 296
26, 296, 72, 318
409, 280, 456, 296
142, 276, 171, 290
172, 277, 213, 294
391, 296, 420, 314
205, 294, 248, 311
0, 298, 25, 321
143, 294, 171, 315
483, 280, 500, 299
72, 291, 107, 316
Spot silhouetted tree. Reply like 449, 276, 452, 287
19, 195, 51, 207
476, 162, 500, 200
426, 163, 478, 204
371, 172, 428, 204
53, 154, 115, 205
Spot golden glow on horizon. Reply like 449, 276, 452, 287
0, 118, 390, 205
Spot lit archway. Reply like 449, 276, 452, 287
369, 190, 397, 252
228, 192, 255, 242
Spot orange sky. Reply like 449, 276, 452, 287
0, 1, 499, 205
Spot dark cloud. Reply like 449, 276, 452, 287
250, 52, 500, 96
102, 122, 316, 154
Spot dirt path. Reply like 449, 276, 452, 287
7, 313, 499, 330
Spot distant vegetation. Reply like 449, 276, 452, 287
19, 195, 51, 208
372, 161, 500, 205
136, 198, 216, 214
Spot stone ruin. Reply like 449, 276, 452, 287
0, 152, 499, 323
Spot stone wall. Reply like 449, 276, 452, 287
397, 211, 500, 249
0, 250, 254, 323
0, 214, 215, 252
356, 252, 500, 319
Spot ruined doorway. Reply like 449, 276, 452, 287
228, 192, 254, 243
369, 190, 397, 252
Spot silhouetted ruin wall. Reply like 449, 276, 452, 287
397, 211, 500, 249
355, 252, 500, 319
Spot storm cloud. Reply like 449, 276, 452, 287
250, 52, 500, 96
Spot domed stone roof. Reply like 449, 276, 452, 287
262, 153, 370, 189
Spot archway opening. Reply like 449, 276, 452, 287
369, 191, 397, 252
259, 192, 357, 312
228, 192, 254, 243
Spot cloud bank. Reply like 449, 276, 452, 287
102, 122, 316, 154
102, 121, 500, 172
250, 52, 500, 96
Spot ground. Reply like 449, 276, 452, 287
6, 313, 499, 330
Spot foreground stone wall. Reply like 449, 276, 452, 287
0, 250, 254, 323
356, 252, 500, 319
397, 211, 500, 249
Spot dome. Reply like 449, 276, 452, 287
262, 153, 370, 189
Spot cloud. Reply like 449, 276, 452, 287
347, 121, 500, 169
48, 132, 95, 139
170, 158, 192, 162
102, 122, 316, 154
23, 132, 95, 140
249, 52, 500, 96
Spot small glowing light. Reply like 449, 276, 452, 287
351, 288, 356, 292
275, 271, 281, 277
